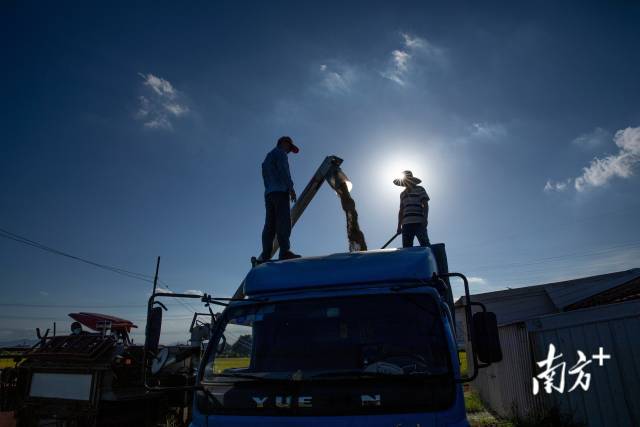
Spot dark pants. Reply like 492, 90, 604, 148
261, 191, 291, 259
402, 222, 430, 248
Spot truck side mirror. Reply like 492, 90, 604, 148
472, 312, 502, 364
145, 307, 163, 355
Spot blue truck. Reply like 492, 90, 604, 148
147, 245, 502, 427
144, 156, 502, 426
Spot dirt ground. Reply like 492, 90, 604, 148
0, 412, 15, 427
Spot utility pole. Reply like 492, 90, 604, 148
152, 256, 161, 295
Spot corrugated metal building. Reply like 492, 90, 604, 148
455, 268, 640, 426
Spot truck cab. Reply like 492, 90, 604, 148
188, 246, 501, 427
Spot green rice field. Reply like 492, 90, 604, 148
0, 352, 23, 369
213, 357, 250, 373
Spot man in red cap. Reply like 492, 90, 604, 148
258, 136, 302, 261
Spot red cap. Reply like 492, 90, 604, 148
278, 136, 299, 154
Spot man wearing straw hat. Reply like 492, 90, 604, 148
394, 170, 431, 248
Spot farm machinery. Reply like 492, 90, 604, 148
0, 310, 212, 426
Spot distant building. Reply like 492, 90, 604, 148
455, 268, 640, 426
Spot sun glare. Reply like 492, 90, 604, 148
370, 148, 441, 203
382, 159, 424, 187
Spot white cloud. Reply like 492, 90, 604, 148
163, 102, 189, 116
615, 126, 640, 154
544, 178, 572, 192
184, 289, 204, 296
467, 276, 487, 285
574, 153, 635, 191
454, 121, 508, 144
545, 125, 640, 192
401, 33, 424, 49
142, 73, 177, 98
471, 122, 507, 140
382, 32, 444, 86
318, 63, 355, 94
572, 127, 610, 149
392, 50, 411, 72
323, 72, 349, 93
402, 32, 444, 60
383, 47, 412, 86
136, 73, 189, 130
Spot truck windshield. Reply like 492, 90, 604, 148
202, 293, 450, 382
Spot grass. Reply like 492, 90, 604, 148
213, 357, 250, 373
459, 351, 514, 427
459, 350, 468, 377
465, 389, 514, 427
0, 359, 16, 369
0, 352, 23, 369
464, 389, 486, 414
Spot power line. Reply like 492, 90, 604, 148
0, 226, 207, 316
0, 227, 155, 283
461, 240, 640, 273
452, 204, 640, 255
0, 314, 193, 321
0, 300, 197, 309
153, 284, 200, 314
0, 303, 146, 308
456, 249, 639, 295
471, 255, 638, 285
157, 279, 200, 313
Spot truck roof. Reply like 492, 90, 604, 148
243, 247, 439, 296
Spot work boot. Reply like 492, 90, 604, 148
279, 250, 301, 260
255, 254, 270, 264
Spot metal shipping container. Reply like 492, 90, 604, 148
468, 300, 640, 426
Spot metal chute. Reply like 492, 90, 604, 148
237, 155, 367, 298
267, 155, 367, 257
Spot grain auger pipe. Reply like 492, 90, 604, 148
237, 155, 366, 298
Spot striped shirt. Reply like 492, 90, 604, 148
400, 185, 429, 225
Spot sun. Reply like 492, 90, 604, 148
381, 159, 424, 188
365, 136, 443, 203
367, 147, 442, 206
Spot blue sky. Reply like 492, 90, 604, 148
2, 1, 640, 343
